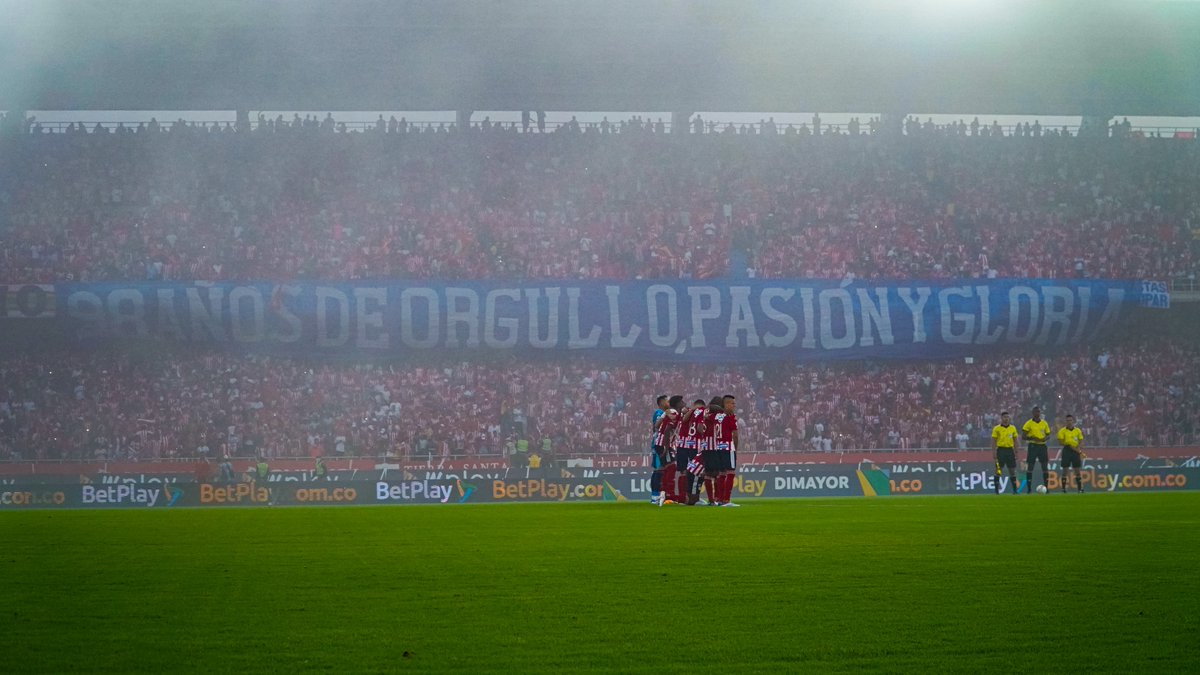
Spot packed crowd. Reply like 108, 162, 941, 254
1, 119, 1197, 284
2, 337, 1196, 462
2, 116, 1197, 462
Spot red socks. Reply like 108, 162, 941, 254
662, 464, 677, 501
703, 476, 739, 504
718, 473, 735, 503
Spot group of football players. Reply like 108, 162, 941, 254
650, 394, 740, 507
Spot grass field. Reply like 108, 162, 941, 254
2, 493, 1199, 673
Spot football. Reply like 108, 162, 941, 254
1036, 485, 1048, 494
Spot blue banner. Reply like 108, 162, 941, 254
46, 279, 1154, 362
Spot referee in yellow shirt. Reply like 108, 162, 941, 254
1021, 406, 1051, 493
1057, 414, 1085, 493
991, 411, 1021, 494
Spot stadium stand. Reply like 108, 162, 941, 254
1, 116, 1196, 284
1, 337, 1196, 461
1, 116, 1197, 460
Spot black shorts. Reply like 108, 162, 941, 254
1027, 443, 1048, 466
675, 448, 696, 472
714, 447, 736, 472
702, 450, 722, 474
996, 448, 1016, 469
1061, 447, 1082, 469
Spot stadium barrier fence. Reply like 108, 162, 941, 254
2, 462, 1196, 509
1, 445, 1195, 481
17, 119, 1200, 138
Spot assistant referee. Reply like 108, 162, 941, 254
1021, 406, 1050, 493
991, 411, 1021, 495
1057, 415, 1085, 493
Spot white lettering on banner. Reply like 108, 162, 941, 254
607, 286, 642, 348
818, 288, 855, 349
186, 286, 226, 342
155, 288, 186, 340
81, 484, 161, 507
484, 289, 520, 348
375, 481, 452, 503
687, 286, 721, 348
229, 286, 265, 343
856, 287, 894, 347
975, 285, 1004, 344
939, 286, 974, 345
726, 286, 760, 348
1007, 285, 1039, 343
931, 284, 1103, 347
98, 474, 180, 484
644, 285, 675, 347
445, 287, 480, 348
1140, 280, 1170, 309
898, 287, 931, 343
888, 463, 964, 473
760, 287, 797, 348
567, 287, 601, 349
353, 287, 389, 349
958, 471, 996, 492
271, 285, 302, 343
798, 287, 817, 349
773, 475, 851, 491
1071, 286, 1092, 343
107, 288, 148, 338
58, 281, 1141, 358
525, 287, 560, 349
1038, 286, 1074, 346
315, 286, 350, 347
421, 470, 505, 481
264, 471, 340, 483
400, 287, 439, 348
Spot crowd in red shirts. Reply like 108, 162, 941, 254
1, 336, 1195, 461
1, 119, 1196, 284
2, 120, 1198, 461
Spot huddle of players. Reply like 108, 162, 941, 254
650, 394, 740, 507
991, 406, 1086, 494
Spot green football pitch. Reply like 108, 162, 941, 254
2, 493, 1198, 673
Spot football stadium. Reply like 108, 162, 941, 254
1, 1, 1199, 672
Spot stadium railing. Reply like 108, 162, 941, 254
4, 441, 1199, 465
16, 118, 1200, 139
1171, 277, 1199, 293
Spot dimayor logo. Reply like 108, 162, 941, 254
455, 479, 476, 503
